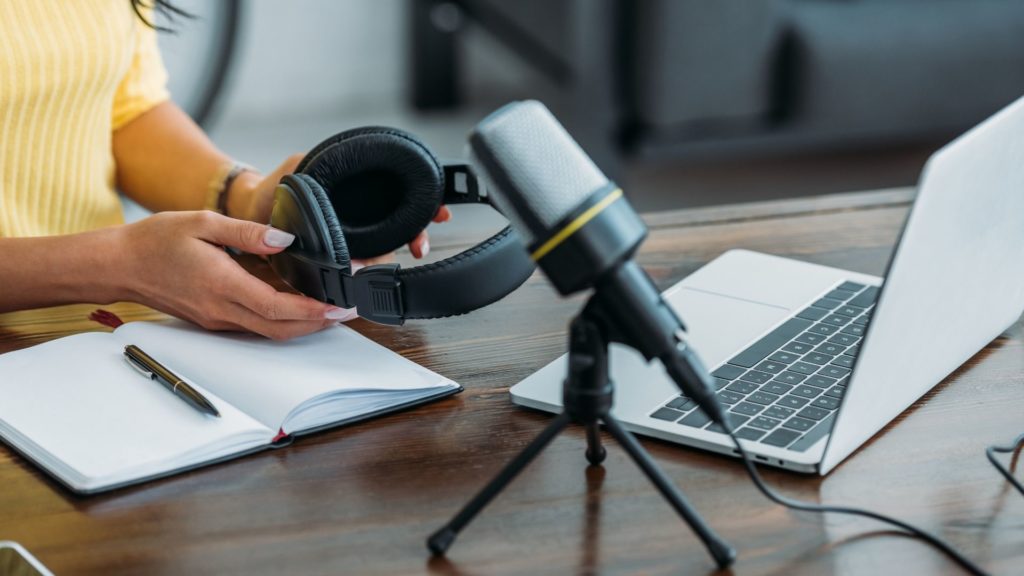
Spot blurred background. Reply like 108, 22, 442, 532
152, 0, 1024, 236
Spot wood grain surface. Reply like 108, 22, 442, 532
1, 189, 1021, 576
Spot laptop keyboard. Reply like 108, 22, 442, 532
650, 281, 878, 451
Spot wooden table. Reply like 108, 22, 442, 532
1, 189, 1021, 575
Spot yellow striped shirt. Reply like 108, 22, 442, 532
0, 0, 169, 237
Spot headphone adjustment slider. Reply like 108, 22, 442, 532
343, 263, 405, 326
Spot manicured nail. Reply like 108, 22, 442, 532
325, 307, 357, 321
264, 227, 295, 248
420, 238, 430, 258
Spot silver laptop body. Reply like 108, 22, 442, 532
510, 94, 1024, 475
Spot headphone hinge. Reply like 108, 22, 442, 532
344, 263, 405, 326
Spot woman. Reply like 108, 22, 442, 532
0, 0, 447, 340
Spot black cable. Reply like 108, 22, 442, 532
986, 432, 1024, 497
726, 429, 989, 576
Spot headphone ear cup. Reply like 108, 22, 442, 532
298, 127, 444, 259
271, 174, 351, 271
291, 174, 351, 270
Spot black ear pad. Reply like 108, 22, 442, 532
297, 127, 444, 259
291, 173, 351, 269
272, 173, 350, 272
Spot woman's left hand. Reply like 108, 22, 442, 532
226, 154, 452, 260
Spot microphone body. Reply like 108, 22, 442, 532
469, 101, 728, 426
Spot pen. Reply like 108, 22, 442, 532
123, 344, 221, 417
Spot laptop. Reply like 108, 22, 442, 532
510, 94, 1024, 475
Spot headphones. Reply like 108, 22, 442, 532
268, 127, 535, 325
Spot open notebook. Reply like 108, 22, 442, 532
0, 321, 460, 494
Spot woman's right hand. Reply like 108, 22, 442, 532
117, 210, 354, 340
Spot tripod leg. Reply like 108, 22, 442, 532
427, 412, 572, 555
602, 415, 736, 569
585, 423, 606, 465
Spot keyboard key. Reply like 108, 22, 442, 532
837, 305, 865, 317
796, 307, 828, 321
748, 391, 780, 405
783, 416, 816, 432
853, 314, 870, 326
717, 390, 743, 404
824, 288, 856, 301
828, 333, 859, 346
818, 365, 851, 379
812, 396, 840, 410
848, 286, 879, 308
651, 407, 685, 421
794, 332, 827, 345
797, 406, 831, 421
814, 343, 845, 356
805, 374, 837, 388
821, 314, 853, 327
773, 371, 807, 385
843, 345, 860, 357
790, 412, 838, 452
739, 370, 773, 384
731, 402, 764, 416
713, 378, 731, 390
811, 297, 842, 310
808, 324, 838, 336
760, 381, 793, 395
790, 386, 822, 399
711, 364, 745, 380
667, 396, 694, 410
831, 355, 854, 368
679, 410, 712, 428
726, 380, 759, 394
753, 360, 786, 375
788, 361, 819, 375
803, 352, 834, 365
782, 341, 813, 354
840, 324, 865, 337
748, 416, 782, 430
761, 428, 801, 448
729, 318, 813, 368
734, 427, 766, 441
768, 351, 799, 364
763, 405, 796, 420
824, 386, 845, 399
707, 413, 751, 433
778, 395, 810, 409
838, 281, 866, 292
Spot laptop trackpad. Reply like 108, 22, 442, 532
667, 287, 791, 368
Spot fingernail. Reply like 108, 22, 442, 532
325, 307, 357, 321
420, 238, 430, 258
264, 227, 295, 248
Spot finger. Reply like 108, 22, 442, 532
193, 211, 296, 255
433, 205, 452, 223
409, 231, 429, 259
224, 268, 348, 322
225, 302, 334, 340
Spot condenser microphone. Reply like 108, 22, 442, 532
468, 101, 729, 427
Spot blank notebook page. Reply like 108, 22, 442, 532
118, 321, 453, 431
0, 333, 271, 488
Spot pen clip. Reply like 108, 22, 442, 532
123, 351, 155, 379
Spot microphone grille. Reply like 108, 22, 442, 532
469, 101, 609, 244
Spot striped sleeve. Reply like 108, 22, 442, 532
111, 14, 170, 130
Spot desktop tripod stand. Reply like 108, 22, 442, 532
427, 298, 737, 569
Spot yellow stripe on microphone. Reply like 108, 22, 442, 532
530, 188, 624, 261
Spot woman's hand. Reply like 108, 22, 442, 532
227, 156, 452, 260
119, 210, 354, 340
